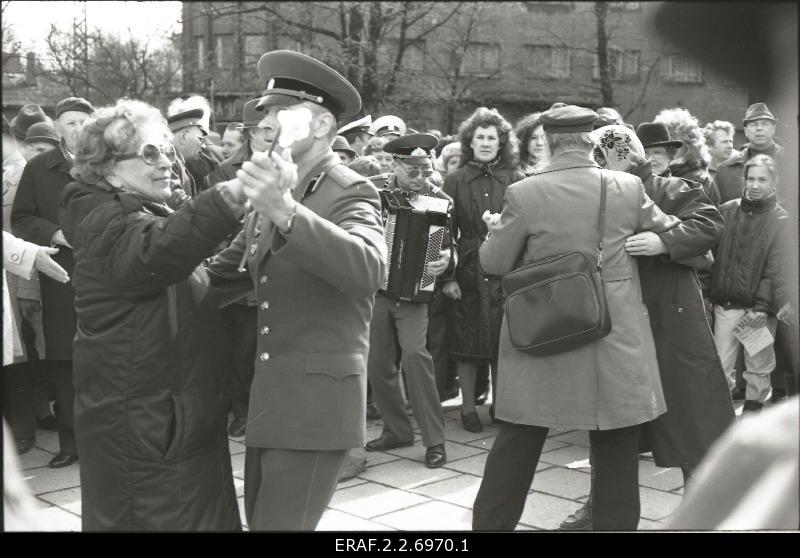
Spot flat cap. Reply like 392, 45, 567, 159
24, 121, 60, 145
384, 132, 438, 160
540, 105, 598, 133
10, 104, 50, 140
742, 102, 777, 126
331, 135, 357, 159
256, 50, 361, 119
167, 108, 206, 134
370, 115, 406, 138
241, 99, 263, 128
55, 96, 94, 119
338, 114, 372, 136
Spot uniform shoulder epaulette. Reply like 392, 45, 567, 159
326, 163, 370, 189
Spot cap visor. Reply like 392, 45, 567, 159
256, 93, 304, 111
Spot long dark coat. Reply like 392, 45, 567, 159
10, 147, 76, 360
633, 162, 735, 469
59, 180, 242, 531
443, 163, 525, 362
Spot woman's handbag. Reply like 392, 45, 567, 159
501, 171, 611, 356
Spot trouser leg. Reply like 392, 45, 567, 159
772, 319, 798, 395
426, 292, 450, 397
244, 446, 347, 530
713, 306, 746, 390
50, 360, 76, 454
3, 362, 36, 441
395, 301, 445, 448
225, 304, 257, 419
368, 297, 413, 442
473, 422, 548, 530
589, 424, 641, 531
743, 317, 777, 404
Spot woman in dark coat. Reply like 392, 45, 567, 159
442, 107, 525, 432
58, 99, 246, 531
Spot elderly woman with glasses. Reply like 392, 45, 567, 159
58, 99, 248, 531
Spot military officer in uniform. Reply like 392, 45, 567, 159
364, 133, 451, 468
206, 50, 386, 531
338, 114, 373, 156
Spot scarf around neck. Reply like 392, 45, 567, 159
466, 157, 501, 174
741, 192, 777, 214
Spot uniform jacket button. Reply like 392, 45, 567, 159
678, 307, 684, 312
250, 243, 258, 255
10, 254, 19, 262
260, 326, 270, 335
259, 352, 270, 361
260, 301, 269, 310
259, 275, 268, 285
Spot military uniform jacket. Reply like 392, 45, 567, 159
207, 150, 387, 450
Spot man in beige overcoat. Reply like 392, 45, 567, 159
472, 105, 679, 531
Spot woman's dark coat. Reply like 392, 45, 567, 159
443, 163, 525, 361
59, 180, 242, 531
633, 162, 735, 469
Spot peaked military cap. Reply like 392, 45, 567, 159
24, 121, 60, 145
384, 132, 439, 161
370, 115, 406, 137
167, 108, 206, 134
10, 104, 50, 141
742, 102, 777, 126
241, 99, 263, 128
541, 105, 598, 133
55, 96, 94, 119
338, 114, 373, 136
256, 50, 361, 119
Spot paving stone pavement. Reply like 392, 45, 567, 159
9, 399, 750, 532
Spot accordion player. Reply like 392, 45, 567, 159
379, 188, 450, 303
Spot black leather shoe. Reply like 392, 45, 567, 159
36, 415, 58, 431
424, 444, 447, 468
461, 410, 483, 433
559, 502, 593, 531
49, 452, 78, 468
365, 435, 414, 452
228, 418, 246, 438
16, 438, 35, 455
366, 403, 382, 421
730, 387, 746, 401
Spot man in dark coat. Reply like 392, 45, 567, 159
11, 96, 94, 468
206, 50, 386, 530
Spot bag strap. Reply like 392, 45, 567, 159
597, 170, 607, 271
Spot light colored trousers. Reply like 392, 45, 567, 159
713, 306, 777, 403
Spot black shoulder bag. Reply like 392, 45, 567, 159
501, 170, 612, 357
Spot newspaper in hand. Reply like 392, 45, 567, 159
731, 312, 774, 357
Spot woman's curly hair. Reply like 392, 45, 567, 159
456, 107, 519, 168
514, 112, 544, 165
71, 99, 169, 185
654, 107, 711, 167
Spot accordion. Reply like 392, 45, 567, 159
379, 189, 450, 303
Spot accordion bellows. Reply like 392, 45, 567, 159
379, 190, 449, 303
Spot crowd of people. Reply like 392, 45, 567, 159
2, 46, 797, 532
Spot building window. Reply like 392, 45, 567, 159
379, 38, 426, 73
244, 35, 268, 69
524, 1, 574, 12
215, 35, 234, 69
593, 48, 640, 80
197, 37, 205, 70
666, 54, 702, 83
609, 2, 640, 9
525, 45, 571, 79
461, 42, 501, 76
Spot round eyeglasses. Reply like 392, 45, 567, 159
115, 143, 177, 165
